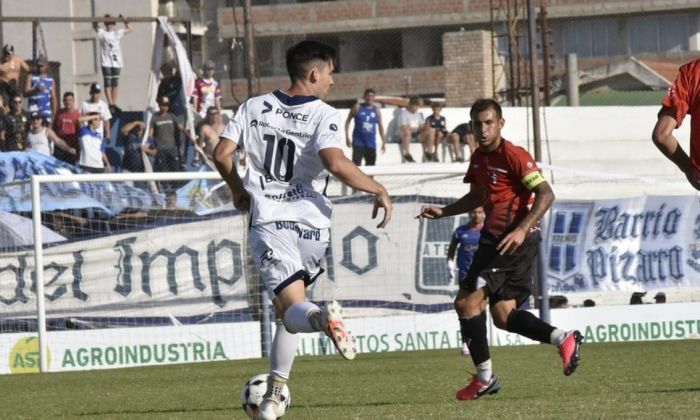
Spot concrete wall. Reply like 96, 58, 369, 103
343, 105, 692, 199
0, 0, 158, 111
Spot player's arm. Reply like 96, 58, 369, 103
652, 109, 696, 186
319, 147, 392, 228
497, 178, 554, 255
376, 107, 387, 153
120, 15, 133, 34
48, 128, 76, 155
344, 104, 358, 147
213, 139, 249, 211
417, 184, 481, 220
447, 237, 458, 261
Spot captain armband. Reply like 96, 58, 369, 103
521, 171, 545, 190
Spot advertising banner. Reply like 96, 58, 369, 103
545, 196, 700, 294
4, 195, 700, 323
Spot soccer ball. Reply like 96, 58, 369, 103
240, 373, 291, 419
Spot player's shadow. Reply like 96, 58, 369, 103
637, 387, 700, 394
76, 406, 232, 416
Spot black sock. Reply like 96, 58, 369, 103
460, 312, 490, 365
506, 309, 555, 343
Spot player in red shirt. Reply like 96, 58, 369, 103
653, 58, 700, 190
418, 99, 583, 401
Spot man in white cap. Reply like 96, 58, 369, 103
79, 83, 112, 143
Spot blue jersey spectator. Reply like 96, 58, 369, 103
344, 88, 386, 166
25, 59, 56, 121
119, 119, 156, 173
78, 113, 110, 173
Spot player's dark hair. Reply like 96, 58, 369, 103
470, 98, 502, 119
285, 40, 337, 82
363, 88, 375, 96
408, 96, 421, 106
63, 91, 74, 99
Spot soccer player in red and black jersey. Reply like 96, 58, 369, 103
417, 98, 583, 401
653, 58, 700, 190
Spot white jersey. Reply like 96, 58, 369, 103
220, 90, 343, 229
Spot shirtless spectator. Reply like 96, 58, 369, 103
197, 106, 224, 161
0, 45, 29, 107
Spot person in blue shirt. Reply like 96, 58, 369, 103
447, 206, 485, 356
344, 88, 386, 166
78, 112, 111, 173
24, 58, 56, 123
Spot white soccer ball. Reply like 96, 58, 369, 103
240, 373, 291, 419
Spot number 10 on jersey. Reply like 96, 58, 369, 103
262, 133, 295, 183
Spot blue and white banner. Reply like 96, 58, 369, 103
0, 152, 160, 214
3, 196, 700, 322
545, 196, 700, 293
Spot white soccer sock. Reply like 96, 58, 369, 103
283, 301, 322, 333
476, 359, 493, 383
550, 328, 566, 346
270, 319, 300, 380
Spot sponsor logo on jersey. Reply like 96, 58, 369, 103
262, 101, 272, 114
329, 123, 338, 131
250, 120, 258, 127
274, 108, 310, 122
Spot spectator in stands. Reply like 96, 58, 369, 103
157, 62, 186, 118
549, 295, 569, 309
653, 292, 666, 304
25, 111, 76, 157
398, 96, 428, 163
425, 102, 448, 162
448, 122, 476, 163
344, 88, 386, 166
193, 60, 222, 121
198, 106, 224, 162
0, 44, 29, 107
93, 14, 132, 108
151, 96, 193, 189
630, 291, 646, 305
583, 299, 595, 307
120, 119, 156, 174
53, 92, 100, 166
6, 94, 28, 151
77, 112, 111, 173
79, 83, 112, 144
24, 57, 56, 124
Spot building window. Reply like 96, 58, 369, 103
562, 18, 620, 57
628, 14, 688, 54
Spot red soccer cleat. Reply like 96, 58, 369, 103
559, 330, 584, 376
456, 374, 502, 400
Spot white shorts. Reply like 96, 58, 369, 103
248, 221, 330, 299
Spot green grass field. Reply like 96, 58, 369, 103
2, 340, 699, 419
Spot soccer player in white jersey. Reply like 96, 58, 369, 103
214, 40, 393, 420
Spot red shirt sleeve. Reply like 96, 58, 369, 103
507, 144, 540, 180
661, 62, 694, 128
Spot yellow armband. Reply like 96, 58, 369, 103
521, 171, 545, 190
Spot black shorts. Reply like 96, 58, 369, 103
102, 66, 122, 87
352, 146, 377, 166
450, 123, 471, 142
460, 232, 540, 307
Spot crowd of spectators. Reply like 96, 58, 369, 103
0, 16, 228, 193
